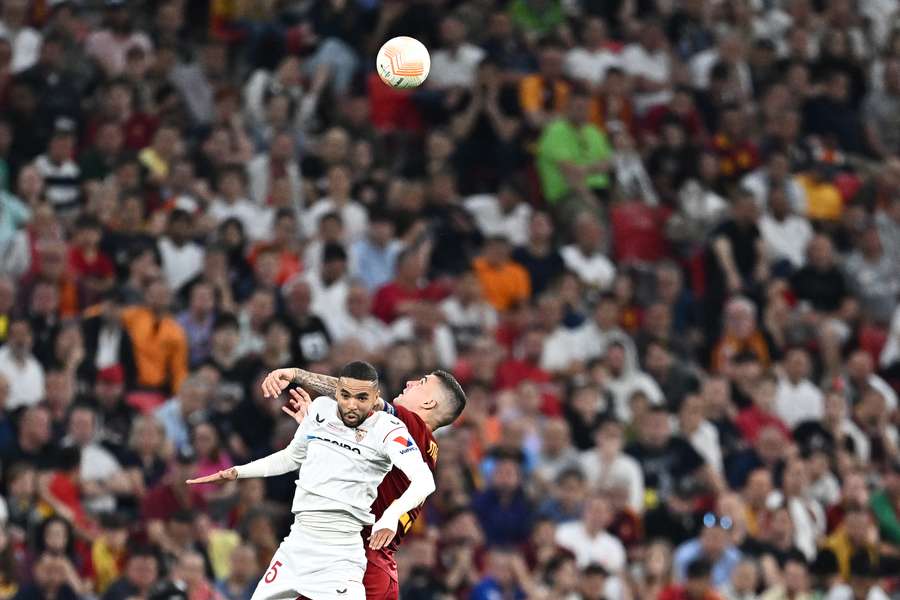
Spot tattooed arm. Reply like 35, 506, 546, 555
261, 367, 387, 411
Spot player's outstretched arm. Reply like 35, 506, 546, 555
369, 426, 436, 550
186, 468, 237, 484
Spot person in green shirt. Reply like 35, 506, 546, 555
536, 89, 612, 222
508, 0, 565, 40
870, 461, 900, 545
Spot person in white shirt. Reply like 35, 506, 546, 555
578, 419, 644, 514
157, 209, 205, 293
301, 243, 350, 331
533, 418, 581, 489
679, 393, 725, 476
690, 35, 753, 97
620, 21, 673, 113
247, 132, 304, 206
759, 186, 813, 270
603, 339, 665, 423
560, 212, 616, 291
775, 347, 824, 428
0, 0, 42, 73
324, 283, 390, 355
188, 362, 436, 600
767, 457, 825, 562
565, 17, 621, 90
439, 270, 498, 350
740, 149, 807, 214
537, 294, 580, 374
304, 164, 368, 243
389, 303, 457, 370
0, 319, 44, 410
208, 166, 273, 241
464, 183, 532, 247
428, 16, 485, 89
571, 294, 628, 365
555, 495, 627, 574
64, 405, 132, 514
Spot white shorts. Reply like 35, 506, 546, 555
250, 522, 366, 600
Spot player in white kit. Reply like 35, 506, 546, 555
186, 361, 435, 600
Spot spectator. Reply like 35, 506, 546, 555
627, 406, 717, 506
471, 452, 534, 546
305, 164, 368, 244
428, 16, 484, 90
536, 89, 613, 216
158, 209, 206, 295
0, 318, 44, 410
579, 419, 644, 514
511, 210, 565, 298
154, 375, 210, 454
177, 282, 217, 369
215, 544, 258, 600
844, 227, 899, 324
673, 514, 743, 589
660, 558, 724, 600
348, 210, 402, 293
102, 547, 160, 600
121, 278, 189, 395
759, 186, 814, 272
471, 235, 530, 312
281, 279, 331, 368
439, 270, 498, 350
775, 348, 824, 429
560, 213, 616, 292
735, 373, 791, 444
870, 461, 900, 546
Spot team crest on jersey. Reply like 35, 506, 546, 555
355, 428, 367, 443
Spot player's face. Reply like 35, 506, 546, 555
336, 377, 379, 428
394, 374, 440, 414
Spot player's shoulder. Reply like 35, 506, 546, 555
309, 395, 336, 416
369, 411, 411, 443
392, 404, 434, 441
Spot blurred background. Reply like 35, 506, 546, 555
1, 0, 900, 599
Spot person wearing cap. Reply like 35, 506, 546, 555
33, 117, 81, 214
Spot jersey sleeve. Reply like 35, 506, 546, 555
393, 404, 438, 470
373, 419, 436, 531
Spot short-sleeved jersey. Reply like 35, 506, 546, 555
287, 396, 423, 527
367, 403, 438, 553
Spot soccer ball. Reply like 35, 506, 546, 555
376, 36, 431, 89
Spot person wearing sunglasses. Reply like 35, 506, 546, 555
673, 512, 743, 589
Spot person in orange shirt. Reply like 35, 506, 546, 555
519, 41, 571, 132
121, 278, 188, 394
472, 236, 531, 312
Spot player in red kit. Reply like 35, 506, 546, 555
261, 367, 466, 600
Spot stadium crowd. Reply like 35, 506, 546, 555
5, 0, 900, 599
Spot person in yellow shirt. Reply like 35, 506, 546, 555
121, 278, 188, 394
824, 506, 879, 581
91, 513, 129, 594
472, 235, 531, 312
138, 122, 181, 184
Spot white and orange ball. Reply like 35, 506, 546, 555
376, 36, 431, 89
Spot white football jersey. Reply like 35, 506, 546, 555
282, 396, 423, 526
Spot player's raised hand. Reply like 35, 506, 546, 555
186, 468, 238, 484
368, 527, 395, 550
261, 368, 296, 398
282, 387, 312, 424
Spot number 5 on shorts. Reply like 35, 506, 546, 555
264, 560, 283, 583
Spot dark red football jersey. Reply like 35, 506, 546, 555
366, 403, 437, 555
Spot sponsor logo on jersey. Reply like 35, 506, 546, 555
393, 436, 414, 447
307, 434, 362, 454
